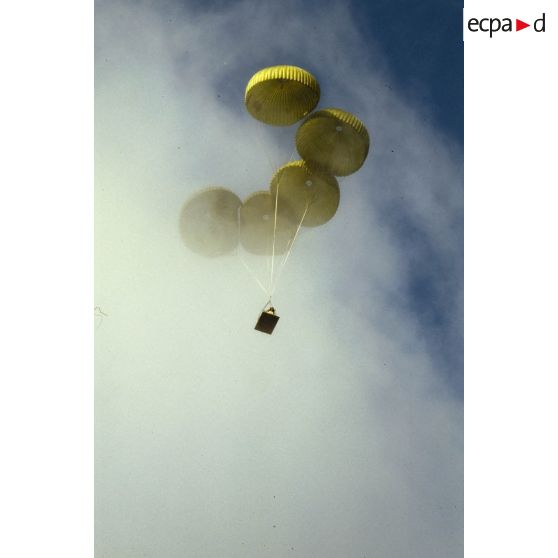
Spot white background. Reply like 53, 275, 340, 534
0, 0, 556, 556
465, 1, 557, 556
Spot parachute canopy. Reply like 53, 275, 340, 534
245, 65, 320, 126
270, 160, 340, 227
179, 187, 241, 257
296, 108, 370, 176
239, 191, 298, 255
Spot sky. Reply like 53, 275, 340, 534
350, 0, 463, 141
95, 0, 463, 556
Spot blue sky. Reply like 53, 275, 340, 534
351, 0, 464, 391
349, 0, 464, 391
351, 0, 463, 141
95, 0, 463, 555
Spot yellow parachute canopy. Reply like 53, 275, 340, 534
239, 191, 298, 255
179, 187, 241, 257
270, 161, 340, 227
245, 65, 320, 126
296, 108, 370, 176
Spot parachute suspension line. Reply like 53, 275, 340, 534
245, 128, 298, 302
268, 168, 282, 297
238, 253, 269, 297
267, 144, 298, 296
269, 199, 310, 299
236, 206, 269, 297
265, 235, 272, 287
286, 145, 297, 164
260, 297, 273, 313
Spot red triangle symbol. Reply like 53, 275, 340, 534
516, 19, 530, 31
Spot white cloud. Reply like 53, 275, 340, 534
95, 1, 463, 556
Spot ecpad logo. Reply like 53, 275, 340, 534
467, 13, 546, 37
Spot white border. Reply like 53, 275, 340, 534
0, 2, 93, 557
465, 1, 557, 556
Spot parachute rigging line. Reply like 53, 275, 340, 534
268, 145, 297, 300
270, 199, 310, 299
269, 164, 281, 296
236, 206, 269, 297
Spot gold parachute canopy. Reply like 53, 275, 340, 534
239, 191, 298, 255
296, 108, 370, 176
245, 65, 320, 126
179, 187, 241, 257
270, 160, 340, 228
